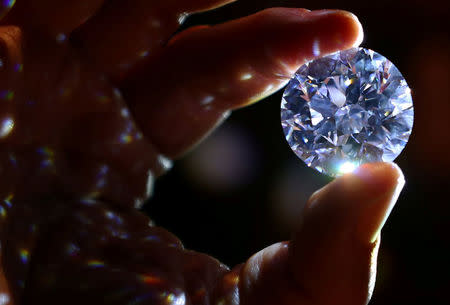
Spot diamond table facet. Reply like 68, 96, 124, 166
281, 48, 414, 176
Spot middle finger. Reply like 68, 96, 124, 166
72, 0, 238, 82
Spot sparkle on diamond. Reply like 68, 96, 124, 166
281, 48, 414, 176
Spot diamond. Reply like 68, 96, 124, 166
281, 48, 413, 176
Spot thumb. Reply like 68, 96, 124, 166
290, 162, 404, 305
237, 162, 404, 305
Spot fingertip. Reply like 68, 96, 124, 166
350, 12, 365, 47
291, 162, 404, 303
329, 162, 404, 244
353, 162, 405, 243
307, 9, 364, 54
305, 162, 405, 244
263, 9, 365, 76
239, 242, 303, 305
332, 10, 364, 48
352, 162, 404, 195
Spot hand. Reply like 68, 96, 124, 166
0, 1, 404, 305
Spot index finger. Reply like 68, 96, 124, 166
121, 8, 364, 157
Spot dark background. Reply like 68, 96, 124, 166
144, 1, 450, 304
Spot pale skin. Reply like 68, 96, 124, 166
0, 1, 404, 304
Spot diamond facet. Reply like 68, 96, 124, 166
281, 48, 414, 176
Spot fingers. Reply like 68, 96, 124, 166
236, 242, 308, 305
73, 0, 237, 81
121, 8, 363, 157
2, 0, 105, 36
236, 162, 404, 305
0, 26, 167, 208
291, 162, 404, 305
2, 198, 227, 305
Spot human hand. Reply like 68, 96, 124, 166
0, 1, 404, 304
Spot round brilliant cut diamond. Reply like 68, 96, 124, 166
281, 48, 413, 176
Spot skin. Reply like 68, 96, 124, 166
0, 1, 405, 304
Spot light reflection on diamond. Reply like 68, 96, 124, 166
281, 48, 413, 176
338, 161, 357, 174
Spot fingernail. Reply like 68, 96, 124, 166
354, 162, 405, 243
297, 8, 312, 14
307, 9, 337, 17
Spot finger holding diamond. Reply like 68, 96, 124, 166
121, 8, 363, 157
72, 0, 238, 82
237, 162, 404, 305
289, 163, 404, 304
